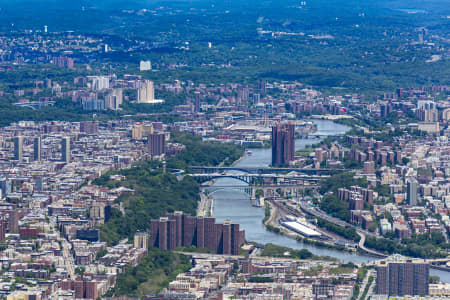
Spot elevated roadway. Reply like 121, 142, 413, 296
189, 172, 325, 184
190, 166, 347, 176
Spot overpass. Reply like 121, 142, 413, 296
190, 166, 347, 176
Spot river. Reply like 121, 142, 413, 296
211, 119, 450, 281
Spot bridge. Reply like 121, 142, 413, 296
204, 186, 255, 197
189, 173, 324, 185
14, 101, 55, 110
298, 133, 344, 139
190, 166, 346, 176
205, 184, 318, 198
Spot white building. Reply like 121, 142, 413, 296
140, 60, 152, 71
90, 76, 110, 91
137, 80, 164, 104
379, 218, 392, 235
137, 80, 154, 103
105, 88, 123, 110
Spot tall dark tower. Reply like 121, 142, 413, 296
33, 137, 41, 161
272, 123, 295, 166
61, 137, 70, 163
194, 91, 200, 113
14, 136, 23, 162
148, 133, 166, 156
376, 261, 429, 296
258, 79, 266, 94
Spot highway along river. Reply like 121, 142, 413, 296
210, 119, 450, 281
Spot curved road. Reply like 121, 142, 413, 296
299, 202, 387, 257
356, 231, 387, 258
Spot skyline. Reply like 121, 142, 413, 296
0, 0, 449, 299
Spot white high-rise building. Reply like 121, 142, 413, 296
91, 76, 110, 91
138, 80, 155, 103
105, 88, 123, 110
140, 61, 152, 71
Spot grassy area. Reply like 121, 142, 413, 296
260, 243, 313, 259
329, 267, 355, 275
175, 245, 214, 254
99, 168, 200, 245
97, 133, 244, 245
108, 248, 191, 298
316, 218, 361, 242
262, 203, 271, 224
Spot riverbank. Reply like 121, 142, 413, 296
262, 199, 358, 254
209, 120, 450, 283
211, 120, 378, 263
197, 192, 214, 217
197, 142, 246, 216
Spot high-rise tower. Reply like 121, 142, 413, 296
14, 136, 23, 162
407, 178, 418, 206
33, 137, 41, 161
271, 123, 295, 166
61, 137, 70, 163
137, 80, 155, 103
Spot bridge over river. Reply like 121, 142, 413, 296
190, 166, 347, 175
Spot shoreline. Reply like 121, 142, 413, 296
206, 120, 384, 259
197, 149, 246, 217
207, 123, 364, 256
262, 199, 358, 254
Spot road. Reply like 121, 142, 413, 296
358, 269, 374, 300
197, 192, 213, 216
49, 217, 75, 279
190, 173, 324, 184
365, 272, 376, 300
190, 166, 347, 175
299, 202, 388, 257
356, 231, 387, 258
299, 202, 378, 238
62, 239, 75, 279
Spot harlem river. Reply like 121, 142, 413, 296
211, 119, 450, 281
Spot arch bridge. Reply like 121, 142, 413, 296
194, 174, 255, 184
203, 184, 318, 199
190, 166, 346, 176
190, 173, 323, 185
204, 186, 254, 197
14, 101, 55, 110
